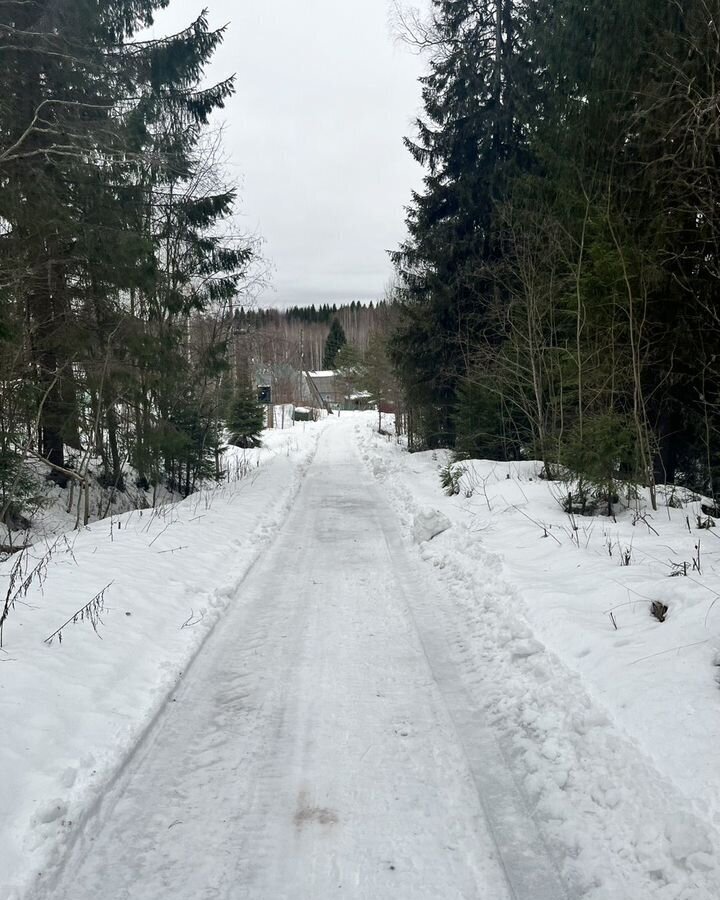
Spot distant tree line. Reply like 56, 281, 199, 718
231, 301, 393, 372
285, 301, 378, 325
0, 0, 257, 529
391, 0, 720, 501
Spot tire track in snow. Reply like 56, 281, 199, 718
358, 418, 720, 899
378, 521, 571, 900
27, 422, 328, 900
33, 420, 517, 900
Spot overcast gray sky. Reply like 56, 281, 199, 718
150, 1, 425, 308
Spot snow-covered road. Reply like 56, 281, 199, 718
38, 421, 567, 900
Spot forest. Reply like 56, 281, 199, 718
0, 1, 267, 531
0, 0, 401, 543
6, 0, 720, 536
233, 301, 392, 373
389, 0, 720, 507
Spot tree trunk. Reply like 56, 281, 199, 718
107, 406, 124, 491
27, 251, 77, 485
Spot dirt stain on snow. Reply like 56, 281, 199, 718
294, 791, 338, 830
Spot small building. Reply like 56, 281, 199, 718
300, 370, 376, 411
253, 364, 305, 407
347, 390, 372, 411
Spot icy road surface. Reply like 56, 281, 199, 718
42, 423, 567, 900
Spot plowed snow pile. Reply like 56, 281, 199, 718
0, 420, 328, 900
356, 413, 720, 899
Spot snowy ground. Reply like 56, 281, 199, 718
0, 418, 327, 900
3, 413, 720, 899
3, 404, 303, 548
356, 415, 720, 898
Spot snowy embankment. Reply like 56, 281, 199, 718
0, 418, 328, 900
6, 403, 303, 549
356, 415, 720, 899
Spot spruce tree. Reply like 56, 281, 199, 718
391, 0, 537, 448
0, 1, 250, 505
386, 0, 720, 494
322, 319, 347, 369
227, 381, 265, 449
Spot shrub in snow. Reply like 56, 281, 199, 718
440, 461, 464, 496
650, 600, 669, 623
561, 484, 598, 517
44, 581, 112, 645
558, 412, 637, 516
1, 539, 62, 647
0, 431, 36, 531
666, 489, 684, 509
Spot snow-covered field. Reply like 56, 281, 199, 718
0, 418, 328, 900
3, 411, 720, 900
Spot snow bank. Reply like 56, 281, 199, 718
355, 412, 720, 899
412, 508, 452, 543
0, 418, 329, 900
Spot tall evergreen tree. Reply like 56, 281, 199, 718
322, 318, 347, 369
391, 0, 537, 448
387, 0, 720, 498
0, 1, 250, 508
